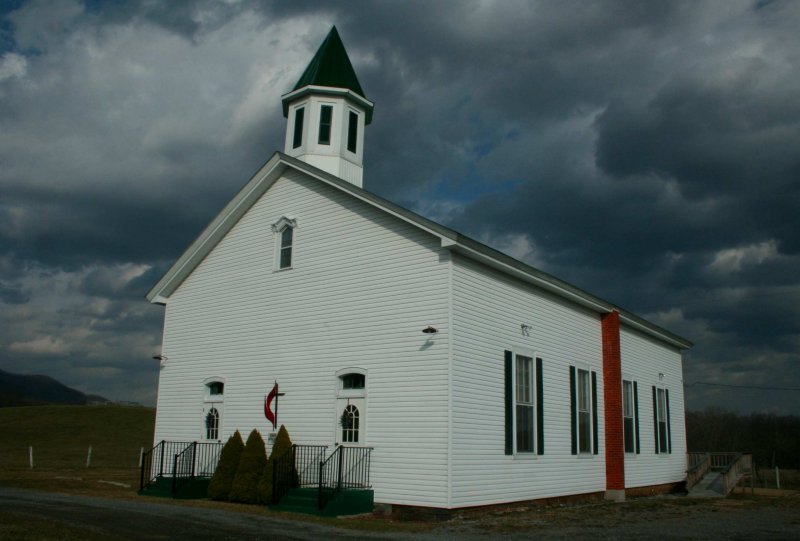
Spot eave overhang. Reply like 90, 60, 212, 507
281, 85, 374, 124
147, 152, 692, 351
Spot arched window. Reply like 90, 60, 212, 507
206, 408, 219, 440
340, 404, 359, 443
271, 217, 297, 270
208, 381, 224, 396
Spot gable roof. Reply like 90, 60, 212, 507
146, 153, 692, 350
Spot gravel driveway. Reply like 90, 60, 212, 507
1, 487, 798, 540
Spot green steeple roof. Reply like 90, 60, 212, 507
293, 26, 366, 99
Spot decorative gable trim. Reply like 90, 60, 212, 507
271, 216, 297, 233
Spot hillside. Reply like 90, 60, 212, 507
0, 368, 110, 407
0, 405, 155, 469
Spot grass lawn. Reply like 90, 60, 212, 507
1, 405, 797, 539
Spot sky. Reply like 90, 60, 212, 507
1, 0, 798, 413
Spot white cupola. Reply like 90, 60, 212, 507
281, 26, 374, 188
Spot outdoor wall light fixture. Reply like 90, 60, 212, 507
658, 372, 665, 380
520, 324, 532, 336
422, 326, 438, 334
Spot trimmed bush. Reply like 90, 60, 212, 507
207, 430, 244, 501
229, 429, 267, 503
257, 424, 295, 504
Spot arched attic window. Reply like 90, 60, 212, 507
335, 368, 367, 397
340, 373, 365, 390
204, 377, 225, 402
271, 217, 297, 270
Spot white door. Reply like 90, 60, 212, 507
336, 397, 365, 446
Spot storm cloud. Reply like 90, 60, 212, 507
1, 0, 798, 412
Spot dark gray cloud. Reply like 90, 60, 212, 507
0, 0, 798, 412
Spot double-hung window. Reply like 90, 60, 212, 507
570, 366, 598, 455
653, 386, 671, 454
577, 369, 591, 453
504, 351, 544, 456
515, 355, 534, 453
623, 379, 639, 454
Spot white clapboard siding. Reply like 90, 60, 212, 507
154, 170, 450, 507
620, 326, 687, 488
449, 255, 606, 507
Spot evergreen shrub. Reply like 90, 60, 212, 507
207, 430, 244, 501
257, 424, 295, 504
229, 429, 267, 503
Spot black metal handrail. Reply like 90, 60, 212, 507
294, 445, 329, 487
140, 440, 189, 490
140, 440, 223, 493
318, 446, 372, 510
172, 442, 197, 495
272, 444, 328, 503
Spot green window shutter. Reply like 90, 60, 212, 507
569, 366, 577, 455
652, 386, 659, 454
536, 357, 544, 455
633, 381, 640, 455
666, 389, 672, 454
591, 371, 599, 455
505, 350, 513, 455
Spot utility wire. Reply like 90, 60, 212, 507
685, 381, 800, 392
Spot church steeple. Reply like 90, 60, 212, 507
281, 27, 374, 187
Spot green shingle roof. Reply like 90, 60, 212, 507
293, 26, 366, 99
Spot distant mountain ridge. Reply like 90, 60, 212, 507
0, 368, 110, 407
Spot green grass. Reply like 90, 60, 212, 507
0, 405, 155, 469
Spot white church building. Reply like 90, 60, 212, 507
145, 27, 692, 513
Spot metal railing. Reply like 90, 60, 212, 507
140, 440, 192, 490
139, 440, 223, 494
272, 444, 328, 504
318, 446, 372, 510
172, 442, 224, 495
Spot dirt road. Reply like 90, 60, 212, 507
1, 487, 798, 540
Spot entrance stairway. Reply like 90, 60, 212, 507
271, 487, 374, 517
686, 452, 753, 498
270, 444, 374, 516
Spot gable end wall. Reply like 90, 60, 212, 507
154, 170, 451, 507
